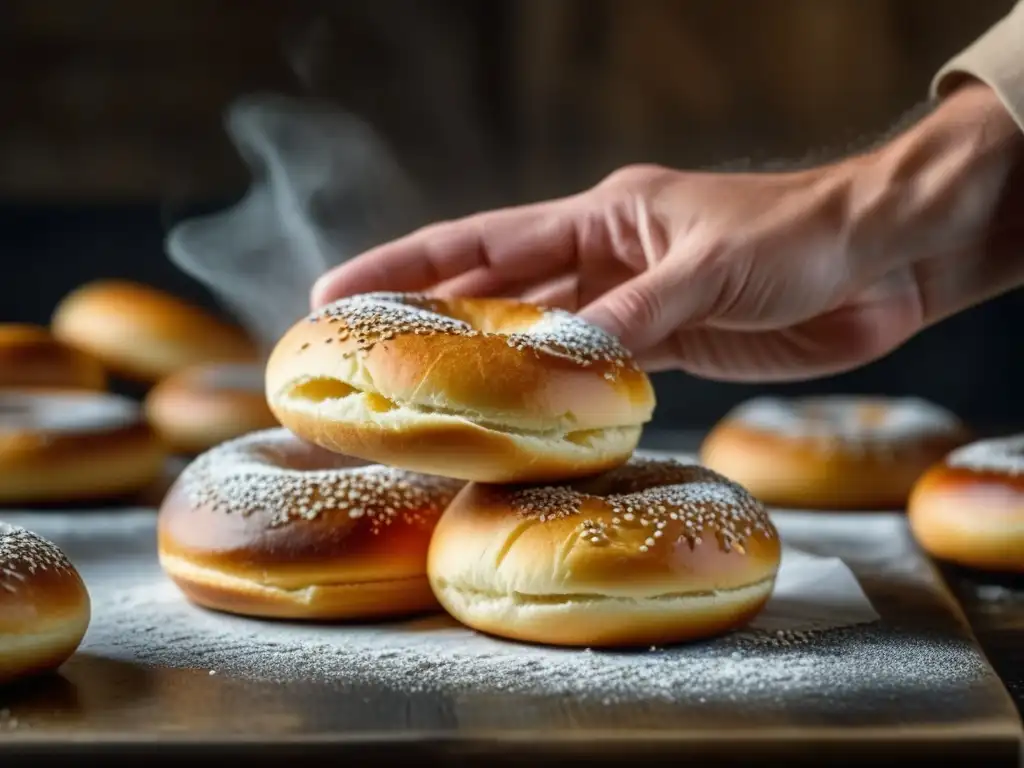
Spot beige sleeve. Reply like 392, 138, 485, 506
931, 1, 1024, 132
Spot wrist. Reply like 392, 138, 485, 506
848, 81, 1023, 272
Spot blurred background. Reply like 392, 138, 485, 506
1, 0, 1021, 433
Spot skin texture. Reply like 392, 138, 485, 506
313, 82, 1024, 381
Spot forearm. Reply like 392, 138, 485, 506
849, 82, 1024, 323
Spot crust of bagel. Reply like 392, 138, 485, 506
700, 420, 968, 510
427, 476, 781, 647
431, 578, 775, 647
266, 300, 655, 436
908, 462, 1024, 573
0, 530, 91, 684
159, 552, 440, 620
52, 280, 258, 382
145, 364, 279, 454
0, 324, 107, 391
0, 422, 166, 504
156, 430, 463, 620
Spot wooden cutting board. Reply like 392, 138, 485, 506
0, 439, 1020, 766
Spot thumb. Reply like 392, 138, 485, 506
578, 256, 717, 353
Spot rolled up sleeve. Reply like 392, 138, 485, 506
932, 1, 1024, 132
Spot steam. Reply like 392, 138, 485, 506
166, 93, 426, 350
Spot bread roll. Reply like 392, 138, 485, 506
267, 292, 655, 483
0, 324, 106, 391
145, 362, 278, 454
0, 523, 90, 683
909, 435, 1024, 573
700, 396, 970, 509
158, 428, 465, 620
52, 280, 257, 383
0, 390, 165, 504
428, 456, 780, 647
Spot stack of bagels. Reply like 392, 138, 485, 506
157, 292, 785, 648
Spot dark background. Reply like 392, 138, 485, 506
0, 0, 1020, 432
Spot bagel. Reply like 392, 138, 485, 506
267, 292, 656, 484
0, 523, 91, 684
52, 280, 257, 383
700, 395, 970, 509
145, 362, 278, 454
427, 456, 780, 647
0, 390, 166, 504
0, 324, 106, 391
908, 435, 1024, 573
158, 428, 466, 620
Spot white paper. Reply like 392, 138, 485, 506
750, 546, 879, 633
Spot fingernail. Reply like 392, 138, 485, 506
309, 276, 333, 308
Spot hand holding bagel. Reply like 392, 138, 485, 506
266, 292, 655, 484
157, 290, 784, 648
312, 83, 1024, 383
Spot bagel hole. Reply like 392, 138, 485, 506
257, 439, 371, 472
446, 300, 546, 335
288, 378, 358, 403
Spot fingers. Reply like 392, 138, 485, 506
429, 266, 518, 299
577, 254, 714, 353
430, 263, 572, 302
521, 274, 581, 311
310, 197, 583, 308
635, 300, 920, 381
430, 271, 581, 314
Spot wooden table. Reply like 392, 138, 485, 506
0, 434, 1019, 765
647, 429, 1024, 733
943, 566, 1024, 714
0, 433, 1021, 765
0, 509, 1018, 766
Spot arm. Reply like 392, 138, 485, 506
311, 5, 1024, 382
849, 80, 1024, 327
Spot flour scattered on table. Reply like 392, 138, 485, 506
4, 507, 992, 709
83, 570, 986, 706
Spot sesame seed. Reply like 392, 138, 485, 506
510, 456, 775, 554
178, 428, 465, 531
308, 293, 637, 371
0, 523, 74, 596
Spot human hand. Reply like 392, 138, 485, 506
312, 82, 1023, 382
